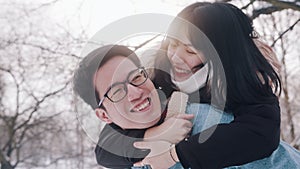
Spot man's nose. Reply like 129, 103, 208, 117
127, 84, 143, 102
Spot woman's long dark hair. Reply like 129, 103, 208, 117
154, 2, 281, 110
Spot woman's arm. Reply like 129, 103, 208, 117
176, 101, 280, 168
135, 102, 280, 169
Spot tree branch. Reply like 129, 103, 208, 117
126, 34, 161, 51
271, 18, 300, 47
28, 0, 60, 13
261, 0, 300, 11
16, 42, 80, 59
14, 81, 70, 131
241, 0, 255, 10
0, 67, 20, 116
252, 6, 284, 19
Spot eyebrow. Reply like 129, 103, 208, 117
169, 37, 193, 47
184, 43, 194, 47
107, 68, 138, 88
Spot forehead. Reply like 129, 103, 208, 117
169, 37, 193, 47
168, 21, 191, 44
169, 37, 200, 54
95, 56, 137, 92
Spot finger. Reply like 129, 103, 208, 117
184, 121, 193, 128
175, 113, 194, 120
133, 161, 144, 167
134, 141, 150, 149
186, 126, 192, 133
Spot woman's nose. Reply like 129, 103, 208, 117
127, 84, 143, 102
171, 48, 185, 64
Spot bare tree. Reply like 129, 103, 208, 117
0, 1, 97, 168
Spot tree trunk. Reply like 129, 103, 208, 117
1, 162, 14, 169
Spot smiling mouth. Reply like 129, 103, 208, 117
173, 64, 203, 76
131, 98, 151, 112
174, 67, 192, 74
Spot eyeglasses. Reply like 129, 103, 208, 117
97, 67, 148, 108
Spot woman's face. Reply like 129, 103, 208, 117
167, 38, 206, 82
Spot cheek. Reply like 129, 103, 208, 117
145, 82, 161, 106
167, 50, 173, 60
115, 100, 130, 113
196, 50, 206, 62
106, 101, 128, 118
144, 80, 155, 91
187, 57, 202, 67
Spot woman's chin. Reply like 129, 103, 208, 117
174, 74, 191, 82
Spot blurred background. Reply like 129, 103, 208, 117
0, 0, 299, 168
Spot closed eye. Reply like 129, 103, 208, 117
110, 88, 123, 97
186, 50, 196, 54
131, 74, 143, 83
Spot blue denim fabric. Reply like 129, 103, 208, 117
132, 165, 152, 169
230, 140, 300, 169
133, 103, 300, 169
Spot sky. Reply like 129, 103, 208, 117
48, 0, 191, 37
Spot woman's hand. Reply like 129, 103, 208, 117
144, 114, 194, 144
133, 140, 178, 169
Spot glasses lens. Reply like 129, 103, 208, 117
129, 68, 148, 86
105, 68, 148, 103
107, 83, 127, 102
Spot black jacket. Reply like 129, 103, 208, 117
95, 99, 280, 169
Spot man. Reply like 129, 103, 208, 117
73, 45, 192, 168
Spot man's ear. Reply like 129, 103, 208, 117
95, 108, 113, 124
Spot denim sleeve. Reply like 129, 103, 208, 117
176, 102, 280, 168
186, 103, 233, 135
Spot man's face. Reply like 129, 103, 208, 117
94, 56, 162, 129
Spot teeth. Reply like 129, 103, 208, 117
133, 99, 150, 112
174, 67, 190, 73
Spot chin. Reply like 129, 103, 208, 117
141, 118, 160, 129
173, 73, 192, 82
175, 76, 189, 82
128, 123, 154, 129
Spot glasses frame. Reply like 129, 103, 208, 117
97, 67, 148, 108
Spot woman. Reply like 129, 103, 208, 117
135, 2, 282, 168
